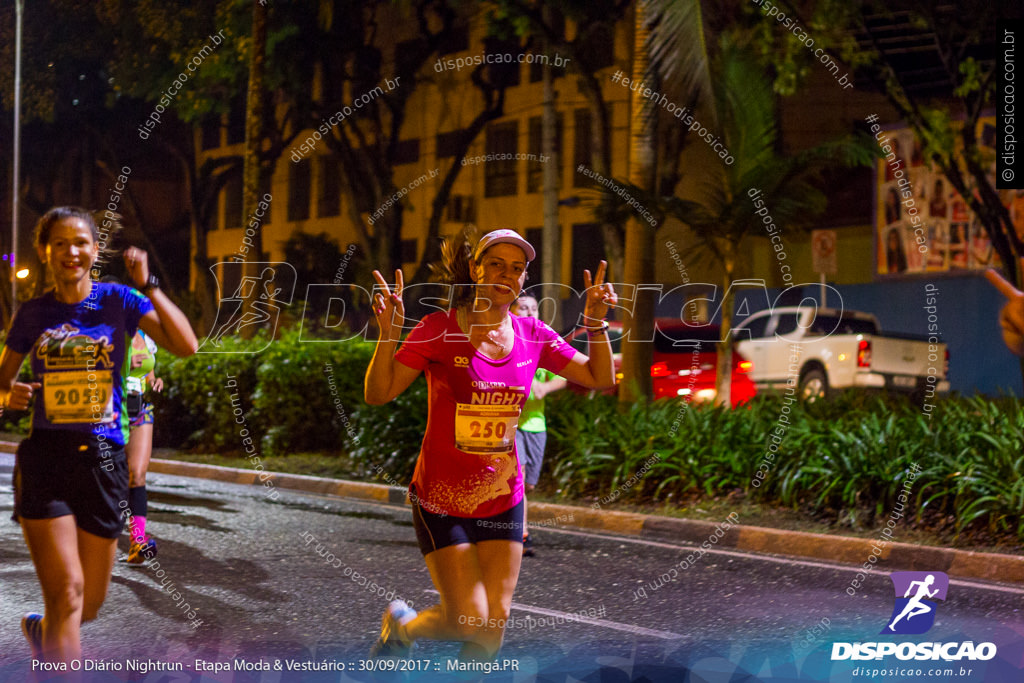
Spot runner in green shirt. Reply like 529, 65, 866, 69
513, 295, 566, 556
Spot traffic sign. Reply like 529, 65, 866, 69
812, 229, 837, 274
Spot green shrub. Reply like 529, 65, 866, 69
348, 376, 429, 485
545, 391, 1024, 541
250, 328, 373, 456
152, 332, 263, 451
152, 326, 419, 476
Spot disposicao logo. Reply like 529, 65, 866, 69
882, 571, 948, 635
831, 570, 997, 663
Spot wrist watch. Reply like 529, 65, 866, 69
140, 273, 160, 296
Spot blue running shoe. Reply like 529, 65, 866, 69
127, 537, 157, 565
22, 613, 43, 659
369, 600, 417, 657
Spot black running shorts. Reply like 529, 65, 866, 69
411, 489, 526, 556
13, 430, 129, 539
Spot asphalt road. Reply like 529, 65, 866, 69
1, 455, 1022, 682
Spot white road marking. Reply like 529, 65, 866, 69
509, 603, 686, 640
424, 590, 686, 640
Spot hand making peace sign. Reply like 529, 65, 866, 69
582, 260, 617, 325
371, 269, 406, 342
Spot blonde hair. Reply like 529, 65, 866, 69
430, 225, 479, 309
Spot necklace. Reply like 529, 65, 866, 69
457, 307, 508, 354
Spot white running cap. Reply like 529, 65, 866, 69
474, 229, 536, 262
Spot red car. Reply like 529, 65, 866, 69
566, 319, 757, 407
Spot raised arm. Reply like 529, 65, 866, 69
365, 269, 422, 405
126, 248, 198, 357
556, 261, 617, 390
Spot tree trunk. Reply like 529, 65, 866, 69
620, 0, 656, 405
241, 0, 268, 338
243, 0, 268, 263
170, 137, 217, 336
542, 14, 562, 331
715, 251, 735, 407
575, 72, 624, 281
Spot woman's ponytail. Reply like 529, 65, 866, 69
430, 225, 479, 309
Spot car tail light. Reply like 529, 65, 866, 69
651, 362, 670, 377
944, 349, 949, 376
857, 339, 871, 368
736, 360, 752, 373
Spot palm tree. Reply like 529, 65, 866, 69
618, 0, 710, 404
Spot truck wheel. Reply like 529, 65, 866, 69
799, 368, 828, 403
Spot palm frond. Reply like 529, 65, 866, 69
645, 0, 712, 126
714, 35, 777, 183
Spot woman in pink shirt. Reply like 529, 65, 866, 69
364, 229, 616, 660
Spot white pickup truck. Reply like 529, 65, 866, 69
734, 306, 950, 402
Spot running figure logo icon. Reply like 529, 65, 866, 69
199, 262, 296, 354
882, 571, 949, 635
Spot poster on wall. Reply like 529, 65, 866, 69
874, 115, 1014, 277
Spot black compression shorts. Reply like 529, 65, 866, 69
411, 489, 526, 556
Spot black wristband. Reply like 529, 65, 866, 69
140, 273, 160, 295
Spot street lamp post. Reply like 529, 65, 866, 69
12, 0, 24, 315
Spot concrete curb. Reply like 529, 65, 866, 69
146, 458, 1024, 586
148, 458, 402, 504
3, 439, 1020, 586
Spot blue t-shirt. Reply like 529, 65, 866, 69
5, 282, 154, 446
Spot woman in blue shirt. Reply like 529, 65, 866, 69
1, 206, 198, 665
